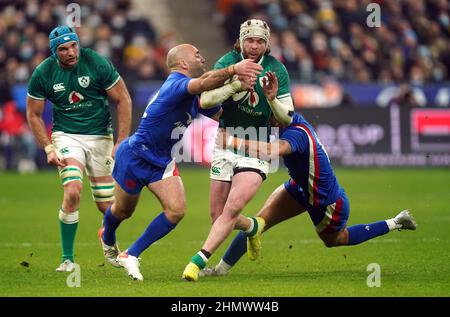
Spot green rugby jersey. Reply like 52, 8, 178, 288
214, 50, 291, 141
28, 48, 120, 135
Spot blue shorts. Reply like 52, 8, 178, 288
113, 139, 179, 195
284, 179, 350, 233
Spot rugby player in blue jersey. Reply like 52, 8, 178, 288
200, 71, 417, 277
99, 44, 263, 280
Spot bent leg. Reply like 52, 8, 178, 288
222, 185, 306, 267
201, 172, 263, 255
89, 175, 115, 215
126, 176, 186, 257
102, 182, 140, 246
316, 193, 397, 247
209, 179, 232, 223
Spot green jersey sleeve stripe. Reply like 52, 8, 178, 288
27, 93, 45, 100
105, 76, 121, 90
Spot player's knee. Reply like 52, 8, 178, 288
64, 183, 82, 205
166, 202, 186, 223
321, 235, 341, 248
225, 198, 246, 214
112, 205, 134, 220
209, 209, 222, 223
323, 240, 337, 248
96, 201, 112, 214
319, 232, 340, 248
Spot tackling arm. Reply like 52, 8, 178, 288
199, 80, 244, 109
222, 133, 292, 161
268, 96, 294, 126
188, 59, 262, 95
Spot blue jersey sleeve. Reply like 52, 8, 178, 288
199, 105, 221, 118
172, 76, 191, 98
280, 128, 308, 154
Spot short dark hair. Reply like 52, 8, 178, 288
233, 39, 271, 55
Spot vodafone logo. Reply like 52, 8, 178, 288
68, 91, 84, 104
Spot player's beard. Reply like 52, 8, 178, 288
243, 50, 264, 62
190, 63, 206, 78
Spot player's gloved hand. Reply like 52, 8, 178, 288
233, 59, 263, 78
262, 71, 278, 101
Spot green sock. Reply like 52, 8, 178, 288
59, 209, 79, 262
246, 217, 258, 237
191, 253, 207, 269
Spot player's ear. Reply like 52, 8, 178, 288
179, 59, 189, 70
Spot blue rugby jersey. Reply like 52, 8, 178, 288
280, 113, 342, 209
129, 72, 220, 167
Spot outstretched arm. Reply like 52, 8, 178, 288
218, 131, 292, 161
188, 59, 262, 96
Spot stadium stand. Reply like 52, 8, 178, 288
216, 0, 450, 82
1, 0, 449, 170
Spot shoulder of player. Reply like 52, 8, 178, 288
214, 50, 241, 68
264, 55, 288, 73
80, 47, 109, 62
32, 56, 57, 77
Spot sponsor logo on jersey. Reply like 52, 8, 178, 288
68, 91, 84, 104
78, 76, 90, 88
53, 83, 65, 92
248, 90, 259, 107
211, 166, 221, 175
231, 89, 259, 108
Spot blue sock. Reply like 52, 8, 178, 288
223, 231, 247, 266
102, 206, 122, 246
127, 212, 176, 257
347, 221, 389, 245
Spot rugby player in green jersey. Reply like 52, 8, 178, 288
26, 25, 132, 272
183, 19, 295, 281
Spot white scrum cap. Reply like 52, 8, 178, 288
239, 19, 270, 49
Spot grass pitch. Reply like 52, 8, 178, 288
0, 167, 449, 297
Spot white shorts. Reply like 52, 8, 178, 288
52, 132, 114, 177
210, 146, 270, 182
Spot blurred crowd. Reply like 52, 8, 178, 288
1, 0, 449, 171
217, 0, 450, 83
0, 0, 173, 171
0, 0, 173, 104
